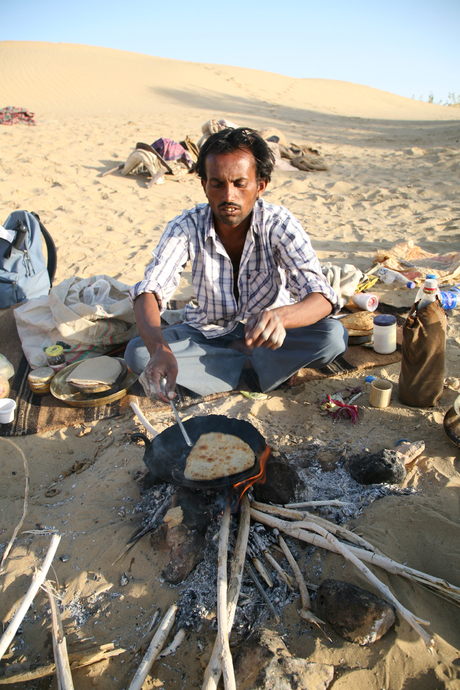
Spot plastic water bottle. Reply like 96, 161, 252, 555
440, 286, 460, 310
415, 274, 441, 311
377, 267, 416, 289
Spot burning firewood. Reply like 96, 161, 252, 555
251, 532, 295, 591
252, 501, 380, 554
216, 500, 236, 690
202, 494, 251, 690
250, 508, 435, 646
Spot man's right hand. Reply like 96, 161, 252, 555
139, 344, 178, 403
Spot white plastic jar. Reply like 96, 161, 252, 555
373, 314, 397, 354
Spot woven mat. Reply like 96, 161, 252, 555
0, 305, 403, 437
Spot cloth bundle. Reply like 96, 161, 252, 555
14, 275, 139, 368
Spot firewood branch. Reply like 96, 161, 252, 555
251, 508, 434, 646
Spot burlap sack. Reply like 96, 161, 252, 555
398, 300, 446, 407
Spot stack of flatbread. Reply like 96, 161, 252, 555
184, 432, 255, 481
340, 311, 375, 337
66, 356, 123, 393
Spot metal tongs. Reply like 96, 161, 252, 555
160, 378, 193, 447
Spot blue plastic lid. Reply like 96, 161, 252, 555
406, 281, 416, 289
426, 274, 436, 279
365, 375, 376, 383
373, 314, 397, 326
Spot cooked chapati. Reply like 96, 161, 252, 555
66, 356, 122, 386
340, 311, 374, 336
184, 432, 255, 481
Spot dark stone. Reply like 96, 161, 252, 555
253, 458, 305, 504
347, 449, 406, 484
161, 529, 206, 585
170, 487, 211, 533
233, 628, 334, 690
315, 579, 395, 645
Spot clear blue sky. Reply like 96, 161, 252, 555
2, 0, 459, 104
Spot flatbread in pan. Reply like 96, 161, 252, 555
184, 432, 255, 481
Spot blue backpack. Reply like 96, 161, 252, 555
0, 211, 57, 308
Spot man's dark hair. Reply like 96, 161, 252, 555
196, 127, 275, 183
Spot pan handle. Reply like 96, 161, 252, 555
131, 432, 151, 446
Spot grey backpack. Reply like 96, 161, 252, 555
0, 211, 57, 308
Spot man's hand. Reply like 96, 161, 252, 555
244, 310, 287, 350
139, 344, 178, 403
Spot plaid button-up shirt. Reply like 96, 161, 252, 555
130, 199, 338, 338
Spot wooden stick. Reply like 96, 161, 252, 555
250, 507, 460, 604
202, 494, 250, 690
216, 500, 236, 690
252, 501, 379, 553
0, 438, 30, 573
130, 400, 159, 437
159, 628, 186, 657
285, 500, 353, 508
245, 564, 280, 624
43, 581, 74, 690
0, 645, 126, 684
127, 604, 177, 690
277, 535, 326, 631
0, 534, 61, 660
263, 550, 295, 590
251, 509, 434, 646
278, 535, 311, 610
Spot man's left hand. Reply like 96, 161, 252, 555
244, 310, 286, 350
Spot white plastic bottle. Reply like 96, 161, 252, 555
377, 267, 415, 289
415, 274, 441, 311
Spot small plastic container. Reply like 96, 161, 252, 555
45, 345, 66, 371
0, 398, 16, 424
373, 314, 397, 354
28, 366, 55, 395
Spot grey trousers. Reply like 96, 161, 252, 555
125, 319, 348, 396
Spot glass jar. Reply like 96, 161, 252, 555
45, 345, 66, 371
28, 366, 55, 395
373, 315, 397, 354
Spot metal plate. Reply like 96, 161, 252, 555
50, 358, 137, 408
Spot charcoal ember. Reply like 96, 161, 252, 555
253, 457, 305, 504
315, 579, 395, 645
347, 449, 406, 485
234, 628, 334, 690
161, 528, 206, 585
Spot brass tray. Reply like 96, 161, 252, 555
50, 358, 138, 408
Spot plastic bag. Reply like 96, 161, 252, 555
82, 278, 117, 306
0, 354, 14, 380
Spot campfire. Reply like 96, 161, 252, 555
122, 405, 460, 690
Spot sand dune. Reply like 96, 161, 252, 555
2, 40, 459, 120
0, 41, 459, 690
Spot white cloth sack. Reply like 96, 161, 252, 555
14, 275, 138, 368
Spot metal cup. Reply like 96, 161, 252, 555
369, 379, 393, 408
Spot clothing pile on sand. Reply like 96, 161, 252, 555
0, 106, 36, 126
107, 118, 328, 185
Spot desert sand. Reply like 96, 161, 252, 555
0, 40, 460, 689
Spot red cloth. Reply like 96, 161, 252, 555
0, 107, 36, 126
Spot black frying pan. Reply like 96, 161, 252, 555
132, 414, 268, 489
